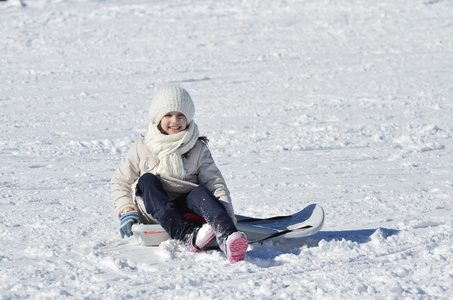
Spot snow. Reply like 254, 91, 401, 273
1, 0, 452, 298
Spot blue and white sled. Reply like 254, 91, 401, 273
132, 204, 325, 246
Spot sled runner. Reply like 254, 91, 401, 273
131, 204, 324, 246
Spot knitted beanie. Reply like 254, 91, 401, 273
148, 85, 195, 124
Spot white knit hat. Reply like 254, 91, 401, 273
148, 85, 195, 124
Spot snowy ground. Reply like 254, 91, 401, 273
1, 0, 453, 298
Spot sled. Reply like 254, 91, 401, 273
131, 204, 324, 246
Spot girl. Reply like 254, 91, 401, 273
110, 85, 248, 263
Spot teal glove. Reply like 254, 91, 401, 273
119, 212, 140, 238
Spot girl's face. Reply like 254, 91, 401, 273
159, 111, 187, 135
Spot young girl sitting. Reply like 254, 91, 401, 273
110, 85, 248, 263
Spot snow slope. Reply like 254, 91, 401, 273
1, 0, 452, 298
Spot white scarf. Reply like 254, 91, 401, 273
144, 121, 199, 179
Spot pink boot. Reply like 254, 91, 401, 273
186, 224, 216, 252
222, 232, 248, 263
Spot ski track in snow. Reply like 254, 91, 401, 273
1, 0, 452, 298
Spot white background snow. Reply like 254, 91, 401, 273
1, 0, 452, 298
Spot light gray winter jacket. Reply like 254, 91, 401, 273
110, 137, 233, 219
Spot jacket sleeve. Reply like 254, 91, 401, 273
196, 144, 235, 215
110, 141, 142, 217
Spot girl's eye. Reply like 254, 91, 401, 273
163, 114, 185, 119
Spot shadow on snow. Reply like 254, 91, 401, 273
246, 228, 400, 268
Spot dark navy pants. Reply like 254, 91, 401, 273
136, 173, 237, 243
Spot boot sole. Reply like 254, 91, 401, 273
227, 236, 248, 263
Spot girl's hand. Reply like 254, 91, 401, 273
119, 212, 140, 238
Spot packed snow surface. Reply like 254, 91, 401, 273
1, 0, 453, 298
